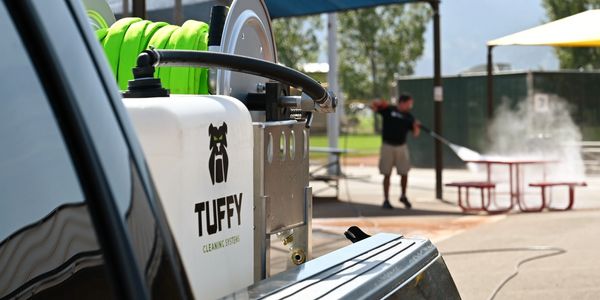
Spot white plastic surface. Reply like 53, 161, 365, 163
123, 95, 254, 299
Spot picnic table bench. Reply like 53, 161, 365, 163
528, 182, 587, 211
309, 147, 353, 199
445, 181, 511, 213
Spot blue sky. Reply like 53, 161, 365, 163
414, 0, 558, 75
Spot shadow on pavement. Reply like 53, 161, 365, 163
313, 197, 468, 218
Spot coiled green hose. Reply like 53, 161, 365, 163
96, 17, 209, 94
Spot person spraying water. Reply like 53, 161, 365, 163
370, 95, 483, 210
371, 94, 420, 210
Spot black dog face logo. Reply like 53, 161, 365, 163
209, 122, 228, 185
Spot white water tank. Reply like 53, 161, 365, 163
123, 95, 254, 299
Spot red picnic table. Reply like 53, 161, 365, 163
459, 157, 556, 213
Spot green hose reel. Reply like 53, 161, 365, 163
96, 17, 209, 94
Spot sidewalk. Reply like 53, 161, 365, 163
271, 166, 600, 299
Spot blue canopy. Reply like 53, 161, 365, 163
265, 0, 421, 19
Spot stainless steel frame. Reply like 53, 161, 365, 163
253, 120, 312, 281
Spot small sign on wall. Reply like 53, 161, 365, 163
533, 93, 549, 112
434, 86, 443, 102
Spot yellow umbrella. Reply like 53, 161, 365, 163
488, 9, 600, 47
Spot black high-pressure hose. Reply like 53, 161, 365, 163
126, 49, 336, 111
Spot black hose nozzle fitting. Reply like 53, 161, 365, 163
123, 50, 168, 98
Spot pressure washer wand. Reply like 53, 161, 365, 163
418, 124, 483, 162
419, 125, 452, 147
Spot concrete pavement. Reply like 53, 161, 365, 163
270, 165, 600, 299
438, 209, 600, 300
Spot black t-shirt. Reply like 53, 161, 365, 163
378, 107, 415, 145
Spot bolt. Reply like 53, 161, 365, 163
257, 83, 266, 93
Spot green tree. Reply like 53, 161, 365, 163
338, 4, 431, 101
542, 0, 600, 69
272, 16, 322, 69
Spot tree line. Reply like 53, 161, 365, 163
272, 3, 431, 102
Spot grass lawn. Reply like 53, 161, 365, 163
309, 134, 381, 158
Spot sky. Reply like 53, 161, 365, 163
413, 0, 559, 76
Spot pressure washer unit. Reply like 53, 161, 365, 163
87, 0, 460, 298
